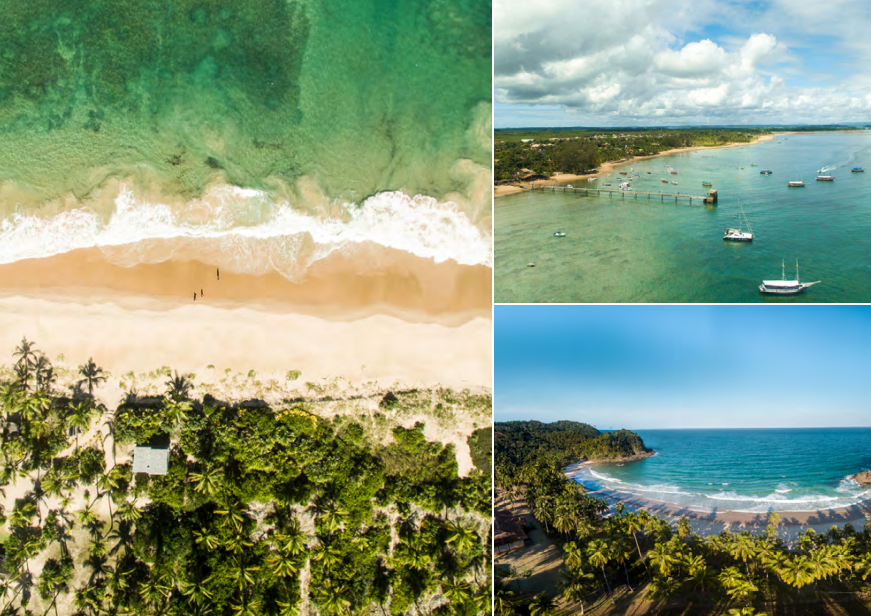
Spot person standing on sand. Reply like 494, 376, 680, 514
193, 292, 197, 301
200, 288, 203, 298
217, 268, 220, 281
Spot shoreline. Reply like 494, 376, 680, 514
0, 250, 492, 407
0, 247, 491, 326
495, 133, 783, 198
563, 461, 871, 539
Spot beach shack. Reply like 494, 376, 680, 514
132, 441, 169, 475
494, 511, 528, 554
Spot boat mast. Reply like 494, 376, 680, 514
796, 259, 800, 283
781, 259, 785, 281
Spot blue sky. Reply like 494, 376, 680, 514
495, 306, 871, 428
494, 0, 871, 127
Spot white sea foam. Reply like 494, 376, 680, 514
576, 467, 871, 513
0, 185, 493, 275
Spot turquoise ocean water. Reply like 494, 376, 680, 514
495, 132, 871, 302
0, 0, 492, 279
574, 428, 871, 514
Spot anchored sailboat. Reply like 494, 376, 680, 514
759, 259, 820, 294
724, 200, 753, 242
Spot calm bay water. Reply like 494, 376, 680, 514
495, 132, 871, 302
575, 428, 871, 513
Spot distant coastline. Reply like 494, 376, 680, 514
495, 132, 783, 198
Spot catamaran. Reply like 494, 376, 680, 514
724, 200, 753, 242
758, 259, 820, 294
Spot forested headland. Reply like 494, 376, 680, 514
495, 420, 871, 616
0, 338, 491, 616
495, 421, 652, 485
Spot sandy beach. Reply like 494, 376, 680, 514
0, 246, 491, 324
564, 461, 871, 543
495, 133, 781, 198
0, 244, 492, 413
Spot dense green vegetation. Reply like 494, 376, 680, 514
495, 421, 651, 485
494, 128, 770, 180
495, 421, 871, 616
0, 339, 491, 615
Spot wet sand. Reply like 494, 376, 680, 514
0, 246, 490, 325
564, 461, 871, 543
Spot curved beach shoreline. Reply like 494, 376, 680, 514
565, 461, 871, 541
495, 133, 781, 198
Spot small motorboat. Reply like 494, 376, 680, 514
852, 167, 864, 172
702, 181, 712, 187
671, 181, 678, 185
527, 263, 535, 267
553, 232, 566, 237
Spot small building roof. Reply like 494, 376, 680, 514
132, 445, 169, 475
494, 510, 528, 547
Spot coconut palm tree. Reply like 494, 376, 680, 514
559, 567, 595, 613
116, 500, 142, 523
648, 541, 677, 577
33, 354, 56, 394
67, 399, 94, 452
189, 465, 224, 497
779, 555, 817, 589
139, 573, 172, 610
687, 563, 718, 594
215, 498, 248, 533
267, 548, 299, 579
224, 532, 253, 555
78, 359, 107, 399
494, 584, 516, 616
444, 519, 478, 554
586, 539, 613, 597
166, 371, 193, 401
648, 575, 680, 599
193, 527, 221, 551
314, 580, 351, 615
179, 575, 214, 607
726, 534, 756, 577
275, 517, 307, 556
13, 337, 38, 392
624, 512, 652, 581
529, 592, 555, 616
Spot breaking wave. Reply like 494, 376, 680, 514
575, 466, 871, 514
0, 185, 492, 280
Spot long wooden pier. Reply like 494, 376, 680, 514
521, 183, 718, 205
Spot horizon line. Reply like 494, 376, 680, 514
495, 124, 871, 131
495, 422, 871, 430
